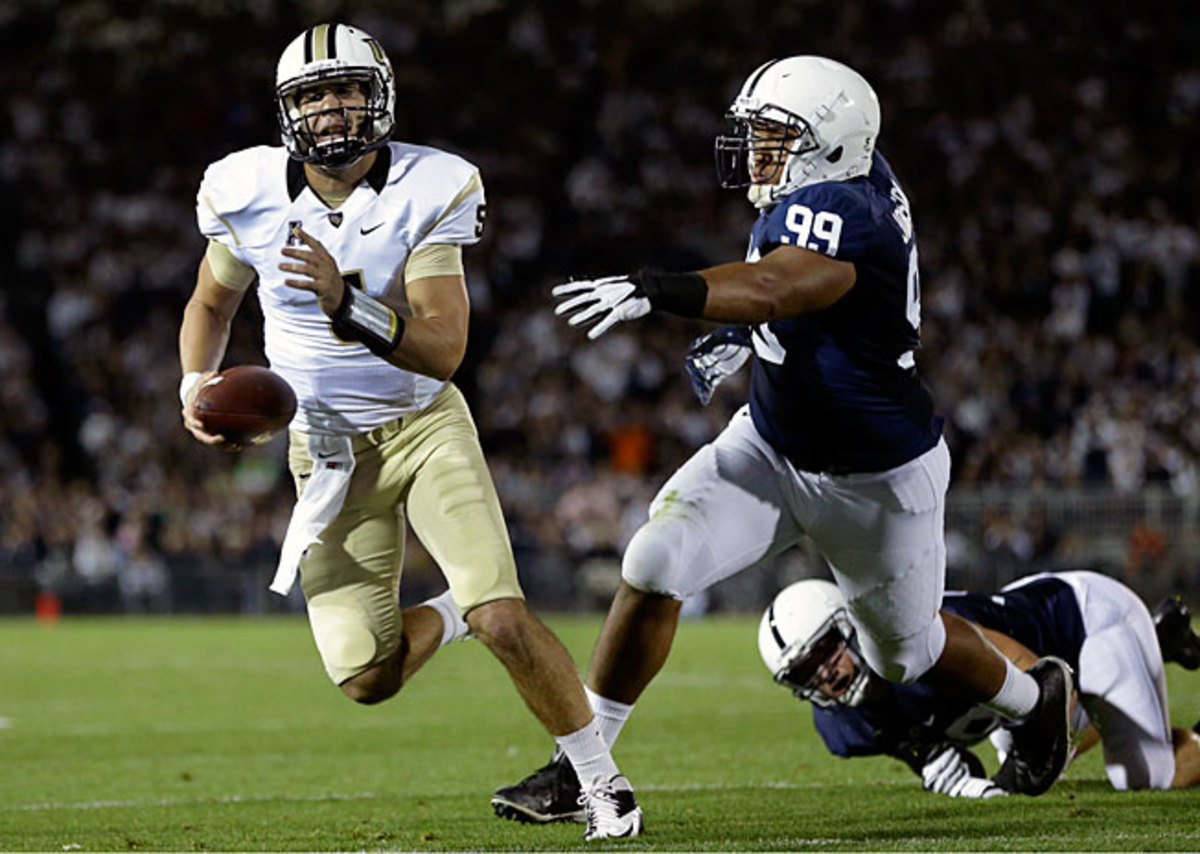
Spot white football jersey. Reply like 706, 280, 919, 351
196, 142, 485, 434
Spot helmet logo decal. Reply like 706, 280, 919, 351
364, 37, 387, 66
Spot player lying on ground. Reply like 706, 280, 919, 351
491, 571, 1199, 818
757, 572, 1200, 797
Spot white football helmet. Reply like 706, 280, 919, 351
276, 23, 395, 167
715, 56, 881, 208
758, 579, 870, 708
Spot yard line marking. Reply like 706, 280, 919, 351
7, 776, 1139, 813
1, 780, 906, 813
639, 779, 911, 791
4, 792, 376, 812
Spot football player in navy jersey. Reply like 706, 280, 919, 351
758, 573, 1200, 796
493, 56, 1070, 824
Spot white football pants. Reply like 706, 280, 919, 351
1003, 570, 1174, 789
622, 406, 950, 684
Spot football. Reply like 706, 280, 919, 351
193, 365, 297, 446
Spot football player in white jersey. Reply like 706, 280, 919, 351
176, 23, 641, 841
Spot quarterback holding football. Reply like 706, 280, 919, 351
177, 23, 641, 841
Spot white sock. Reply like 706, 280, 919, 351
586, 686, 634, 748
982, 657, 1039, 721
555, 719, 619, 788
420, 589, 469, 647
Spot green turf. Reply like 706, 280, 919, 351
1, 614, 1197, 851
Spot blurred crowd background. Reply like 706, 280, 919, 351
1, 0, 1197, 616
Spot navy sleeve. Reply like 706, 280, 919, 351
811, 705, 885, 758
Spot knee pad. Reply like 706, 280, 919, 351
309, 602, 389, 685
620, 519, 690, 599
855, 614, 946, 685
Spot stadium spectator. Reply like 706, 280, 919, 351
0, 2, 1196, 615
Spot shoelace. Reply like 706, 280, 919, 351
579, 784, 621, 832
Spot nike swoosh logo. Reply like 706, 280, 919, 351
360, 222, 385, 235
316, 451, 337, 459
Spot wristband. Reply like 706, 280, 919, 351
330, 285, 406, 357
180, 371, 204, 407
633, 269, 708, 318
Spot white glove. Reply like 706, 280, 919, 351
988, 727, 1013, 767
921, 746, 1006, 799
552, 275, 651, 340
953, 776, 1007, 799
686, 326, 752, 405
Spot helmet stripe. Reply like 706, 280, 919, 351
311, 24, 330, 61
303, 27, 313, 63
327, 23, 339, 59
766, 601, 786, 650
745, 59, 781, 98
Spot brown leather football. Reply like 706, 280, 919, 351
193, 365, 297, 446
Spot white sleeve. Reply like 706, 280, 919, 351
416, 170, 485, 249
195, 158, 253, 265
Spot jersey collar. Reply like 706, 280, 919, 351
286, 146, 392, 202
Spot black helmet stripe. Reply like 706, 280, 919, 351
766, 601, 786, 650
304, 24, 337, 63
745, 59, 782, 98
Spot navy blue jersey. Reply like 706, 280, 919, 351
941, 577, 1087, 675
747, 152, 942, 473
811, 577, 1086, 765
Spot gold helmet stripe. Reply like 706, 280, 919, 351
311, 24, 330, 61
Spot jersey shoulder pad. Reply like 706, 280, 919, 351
196, 145, 290, 248
385, 142, 485, 246
761, 178, 877, 260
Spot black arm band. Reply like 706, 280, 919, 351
633, 269, 709, 318
330, 286, 406, 358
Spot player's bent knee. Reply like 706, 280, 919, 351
465, 597, 530, 650
620, 520, 690, 598
857, 627, 941, 685
339, 663, 401, 705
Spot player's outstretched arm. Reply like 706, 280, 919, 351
551, 245, 855, 340
698, 245, 855, 323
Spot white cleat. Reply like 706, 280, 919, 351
580, 774, 643, 841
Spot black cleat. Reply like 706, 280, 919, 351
992, 656, 1073, 796
1153, 594, 1200, 671
491, 753, 585, 824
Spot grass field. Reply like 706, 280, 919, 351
2, 614, 1198, 851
